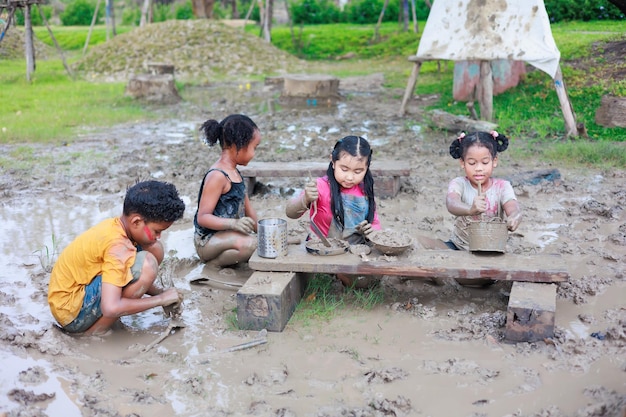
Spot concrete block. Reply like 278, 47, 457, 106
505, 282, 557, 343
236, 271, 306, 332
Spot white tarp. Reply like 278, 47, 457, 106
416, 0, 561, 78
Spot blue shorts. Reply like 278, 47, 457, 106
63, 251, 147, 333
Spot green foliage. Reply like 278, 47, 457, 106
153, 3, 173, 22
121, 6, 141, 25
544, 0, 624, 22
175, 0, 194, 20
290, 0, 342, 24
344, 0, 398, 24
61, 0, 103, 26
14, 5, 53, 26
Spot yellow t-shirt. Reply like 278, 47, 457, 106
48, 217, 137, 326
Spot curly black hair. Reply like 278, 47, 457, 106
449, 131, 509, 160
199, 114, 258, 151
123, 180, 185, 223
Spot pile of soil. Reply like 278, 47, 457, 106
0, 26, 54, 60
72, 19, 308, 82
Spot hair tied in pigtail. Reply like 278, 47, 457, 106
458, 132, 466, 142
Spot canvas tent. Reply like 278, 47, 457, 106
399, 0, 578, 136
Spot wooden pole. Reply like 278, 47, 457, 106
262, 0, 270, 42
477, 60, 493, 122
373, 0, 389, 41
83, 0, 102, 56
553, 65, 578, 137
399, 58, 422, 115
24, 4, 35, 82
242, 0, 255, 30
410, 0, 418, 33
39, 6, 74, 79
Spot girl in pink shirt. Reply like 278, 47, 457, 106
286, 136, 381, 287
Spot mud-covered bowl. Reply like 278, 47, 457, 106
368, 230, 413, 255
305, 238, 349, 256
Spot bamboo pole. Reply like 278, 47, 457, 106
39, 6, 74, 79
83, 0, 102, 56
242, 0, 255, 31
553, 65, 578, 137
399, 59, 422, 115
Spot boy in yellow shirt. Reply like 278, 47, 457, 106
48, 180, 186, 335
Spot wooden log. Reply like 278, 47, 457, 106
428, 109, 498, 133
505, 282, 557, 343
125, 74, 181, 103
236, 271, 306, 332
595, 95, 626, 128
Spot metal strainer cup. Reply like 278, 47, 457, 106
257, 218, 288, 258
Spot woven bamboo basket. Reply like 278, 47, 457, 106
468, 217, 508, 252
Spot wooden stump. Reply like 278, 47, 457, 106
125, 74, 181, 104
280, 74, 340, 105
595, 95, 626, 128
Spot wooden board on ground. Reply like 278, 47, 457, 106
249, 245, 570, 283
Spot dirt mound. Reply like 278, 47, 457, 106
0, 26, 55, 60
72, 19, 307, 82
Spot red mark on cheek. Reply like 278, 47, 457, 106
143, 226, 154, 240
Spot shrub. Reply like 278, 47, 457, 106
290, 0, 341, 24
121, 6, 141, 25
14, 5, 53, 26
544, 0, 624, 21
175, 0, 194, 20
60, 0, 102, 26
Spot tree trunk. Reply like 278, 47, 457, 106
231, 0, 239, 18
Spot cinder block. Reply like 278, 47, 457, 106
374, 176, 400, 198
236, 271, 306, 332
505, 282, 557, 343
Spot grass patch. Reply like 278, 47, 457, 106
0, 59, 152, 144
291, 274, 385, 327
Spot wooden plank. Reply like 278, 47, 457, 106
505, 282, 557, 342
239, 160, 411, 177
249, 246, 569, 283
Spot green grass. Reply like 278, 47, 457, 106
0, 59, 151, 144
291, 274, 385, 327
3, 20, 625, 167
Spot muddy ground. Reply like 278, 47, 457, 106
1, 24, 625, 417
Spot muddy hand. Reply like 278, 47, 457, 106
161, 288, 183, 309
356, 220, 373, 237
471, 194, 487, 215
506, 210, 522, 232
230, 217, 255, 235
303, 180, 318, 206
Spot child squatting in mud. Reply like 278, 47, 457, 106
48, 180, 186, 335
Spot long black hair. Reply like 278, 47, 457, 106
326, 136, 375, 229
